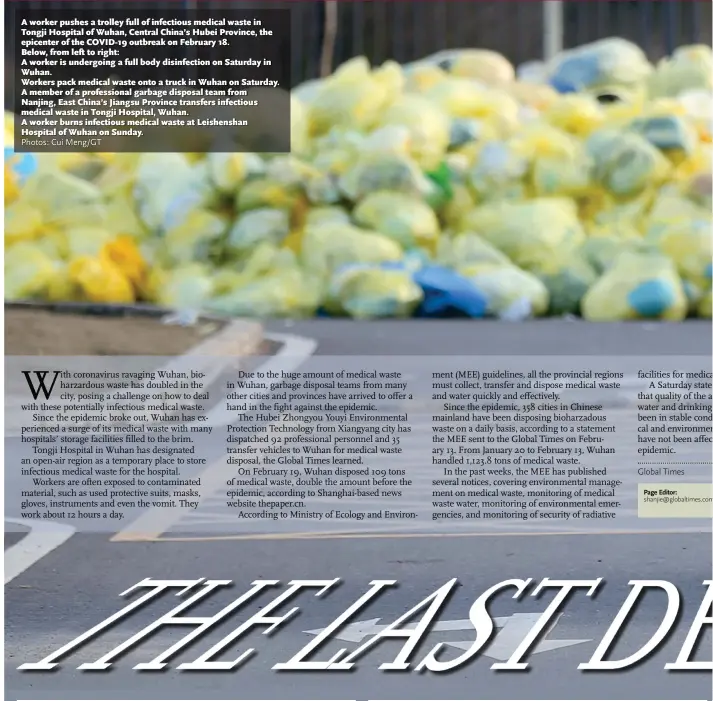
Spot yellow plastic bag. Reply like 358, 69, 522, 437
67, 255, 135, 304
549, 38, 652, 94
305, 206, 351, 228
531, 153, 593, 198
403, 63, 448, 93
235, 177, 304, 214
326, 265, 423, 319
301, 222, 403, 280
543, 95, 605, 137
133, 154, 216, 232
5, 162, 19, 204
463, 197, 586, 270
648, 45, 713, 98
19, 170, 106, 230
100, 236, 148, 292
308, 57, 402, 136
60, 227, 115, 260
505, 82, 559, 111
148, 264, 215, 309
645, 190, 711, 238
359, 126, 412, 159
629, 114, 699, 161
226, 208, 291, 257
425, 79, 519, 135
233, 242, 299, 282
93, 154, 141, 195
378, 95, 452, 170
34, 152, 103, 179
459, 264, 550, 319
158, 210, 230, 266
29, 229, 64, 260
439, 182, 478, 230
580, 236, 646, 274
647, 219, 712, 290
586, 129, 671, 198
582, 189, 653, 235
338, 152, 436, 202
467, 141, 529, 201
352, 191, 440, 250
264, 155, 320, 187
206, 263, 321, 318
101, 189, 149, 241
309, 127, 363, 172
304, 170, 342, 206
516, 125, 593, 197
684, 171, 712, 210
207, 152, 265, 194
597, 96, 647, 129
448, 118, 499, 150
437, 49, 515, 86
437, 232, 511, 270
677, 90, 713, 144
45, 266, 83, 303
581, 250, 687, 321
5, 243, 58, 300
5, 202, 43, 246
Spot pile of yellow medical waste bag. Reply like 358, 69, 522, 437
4, 38, 712, 320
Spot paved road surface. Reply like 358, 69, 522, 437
6, 321, 713, 701
267, 318, 713, 356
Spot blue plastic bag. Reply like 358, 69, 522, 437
549, 39, 651, 95
550, 54, 601, 94
320, 260, 488, 318
413, 265, 488, 318
4, 147, 38, 184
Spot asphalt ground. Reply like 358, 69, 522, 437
4, 523, 28, 550
267, 318, 713, 356
5, 320, 713, 701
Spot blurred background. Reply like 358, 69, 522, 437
291, 0, 712, 85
